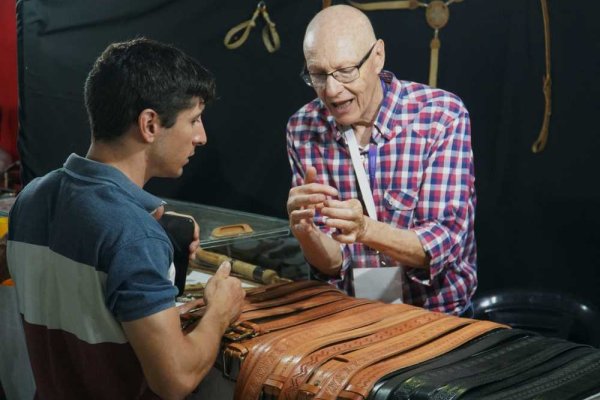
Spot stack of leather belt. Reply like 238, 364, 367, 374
180, 281, 600, 399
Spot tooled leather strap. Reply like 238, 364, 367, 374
234, 297, 376, 338
242, 284, 341, 311
367, 328, 528, 400
181, 281, 334, 324
338, 321, 508, 400
232, 302, 412, 400
246, 280, 331, 302
264, 309, 430, 397
237, 292, 346, 322
267, 310, 444, 400
225, 302, 398, 364
299, 316, 473, 399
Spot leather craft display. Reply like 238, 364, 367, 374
179, 281, 600, 399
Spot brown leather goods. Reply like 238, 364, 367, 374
229, 303, 395, 394
223, 2, 280, 53
338, 320, 508, 400
236, 292, 347, 322
296, 316, 473, 400
264, 309, 444, 400
205, 281, 600, 400
231, 302, 415, 400
180, 280, 334, 327
226, 296, 376, 342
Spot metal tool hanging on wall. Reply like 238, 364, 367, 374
348, 0, 463, 88
224, 1, 281, 53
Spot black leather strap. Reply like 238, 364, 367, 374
393, 335, 550, 400
429, 339, 588, 400
461, 346, 597, 399
368, 328, 529, 400
480, 351, 600, 400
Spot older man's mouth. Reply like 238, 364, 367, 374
330, 99, 353, 112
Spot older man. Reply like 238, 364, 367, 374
286, 5, 476, 315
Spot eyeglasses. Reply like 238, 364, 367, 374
300, 42, 377, 89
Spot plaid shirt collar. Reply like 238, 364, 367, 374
328, 70, 401, 145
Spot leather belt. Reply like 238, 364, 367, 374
265, 309, 441, 400
478, 351, 600, 400
180, 280, 335, 330
244, 280, 332, 302
395, 336, 548, 399
429, 339, 587, 400
231, 303, 413, 400
242, 284, 341, 311
461, 346, 597, 399
337, 321, 508, 400
237, 292, 346, 322
226, 297, 375, 341
367, 328, 529, 400
297, 316, 473, 399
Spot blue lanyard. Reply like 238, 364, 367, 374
368, 144, 377, 190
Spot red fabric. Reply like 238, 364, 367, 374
0, 1, 18, 160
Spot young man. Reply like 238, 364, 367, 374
8, 38, 245, 399
286, 5, 477, 315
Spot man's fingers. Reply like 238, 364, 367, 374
324, 218, 355, 231
304, 166, 317, 184
290, 208, 315, 223
321, 206, 357, 220
151, 205, 165, 220
332, 232, 356, 244
215, 261, 231, 278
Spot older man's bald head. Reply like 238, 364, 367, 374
303, 5, 376, 57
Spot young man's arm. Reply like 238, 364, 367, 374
122, 262, 245, 400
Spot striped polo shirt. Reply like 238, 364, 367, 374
8, 154, 178, 399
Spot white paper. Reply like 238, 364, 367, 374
353, 266, 404, 304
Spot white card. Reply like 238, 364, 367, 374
353, 266, 404, 304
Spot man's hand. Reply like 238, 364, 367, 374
203, 262, 245, 326
158, 210, 200, 262
188, 220, 200, 261
321, 198, 368, 244
287, 166, 338, 237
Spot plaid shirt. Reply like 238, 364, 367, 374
286, 71, 477, 315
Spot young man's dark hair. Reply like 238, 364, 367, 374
84, 37, 216, 141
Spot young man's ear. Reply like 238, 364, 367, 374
138, 108, 161, 143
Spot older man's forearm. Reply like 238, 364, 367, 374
296, 229, 342, 276
360, 218, 430, 269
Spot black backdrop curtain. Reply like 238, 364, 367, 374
17, 0, 600, 306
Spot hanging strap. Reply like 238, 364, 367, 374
343, 127, 378, 221
224, 1, 280, 53
348, 0, 463, 88
348, 0, 423, 11
531, 0, 552, 153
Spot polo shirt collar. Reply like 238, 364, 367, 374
63, 153, 164, 213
